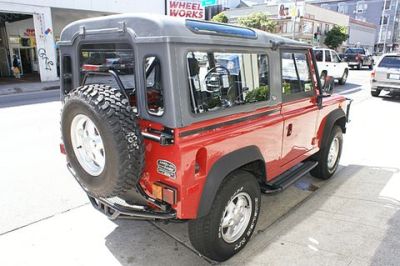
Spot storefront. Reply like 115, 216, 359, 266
0, 0, 165, 82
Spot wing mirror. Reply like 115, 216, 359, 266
318, 74, 334, 106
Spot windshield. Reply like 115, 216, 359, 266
378, 56, 400, 68
345, 48, 364, 54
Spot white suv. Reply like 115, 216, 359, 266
314, 48, 349, 85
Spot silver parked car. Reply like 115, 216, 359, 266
371, 53, 400, 97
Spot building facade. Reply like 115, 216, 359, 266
309, 0, 399, 52
223, 1, 376, 52
224, 3, 349, 46
0, 0, 165, 81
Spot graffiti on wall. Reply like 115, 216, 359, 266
38, 48, 54, 71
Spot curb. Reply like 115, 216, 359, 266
0, 85, 59, 96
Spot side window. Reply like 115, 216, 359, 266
315, 50, 323, 62
332, 51, 340, 63
62, 55, 72, 93
145, 56, 164, 116
325, 50, 332, 62
281, 51, 313, 97
186, 51, 270, 114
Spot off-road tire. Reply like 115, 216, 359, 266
188, 170, 261, 262
311, 125, 343, 180
338, 69, 348, 85
61, 84, 144, 198
371, 89, 381, 97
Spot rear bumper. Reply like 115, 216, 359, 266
66, 162, 176, 221
347, 61, 359, 66
371, 79, 400, 91
89, 196, 176, 220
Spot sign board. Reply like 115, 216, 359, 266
201, 0, 218, 7
277, 2, 304, 19
167, 0, 205, 19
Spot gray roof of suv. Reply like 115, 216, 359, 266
59, 13, 309, 48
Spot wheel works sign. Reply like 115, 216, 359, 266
167, 0, 205, 19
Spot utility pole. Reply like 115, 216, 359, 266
293, 0, 297, 40
379, 0, 387, 52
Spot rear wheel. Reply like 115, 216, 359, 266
188, 170, 261, 262
311, 125, 343, 180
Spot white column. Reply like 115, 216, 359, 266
33, 7, 58, 81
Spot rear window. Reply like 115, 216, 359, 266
345, 48, 364, 54
79, 43, 135, 90
378, 56, 400, 68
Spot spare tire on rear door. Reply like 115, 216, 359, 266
61, 84, 145, 198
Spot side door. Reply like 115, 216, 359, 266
331, 50, 345, 78
280, 49, 319, 167
324, 49, 335, 77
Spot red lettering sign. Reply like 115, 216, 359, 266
168, 0, 205, 19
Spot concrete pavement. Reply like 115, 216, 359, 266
1, 70, 400, 265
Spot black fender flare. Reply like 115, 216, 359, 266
196, 145, 265, 218
319, 108, 347, 150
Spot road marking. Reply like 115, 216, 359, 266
338, 86, 363, 95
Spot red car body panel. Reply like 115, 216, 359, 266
138, 91, 347, 219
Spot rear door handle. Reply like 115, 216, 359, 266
287, 123, 293, 136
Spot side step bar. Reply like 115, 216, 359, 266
261, 161, 318, 194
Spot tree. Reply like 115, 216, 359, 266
324, 26, 349, 50
237, 12, 277, 33
211, 12, 228, 23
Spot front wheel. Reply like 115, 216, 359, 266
188, 170, 261, 262
311, 125, 343, 180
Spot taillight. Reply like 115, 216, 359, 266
82, 64, 107, 72
151, 182, 177, 205
371, 70, 376, 78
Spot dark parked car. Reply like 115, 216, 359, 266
343, 48, 374, 70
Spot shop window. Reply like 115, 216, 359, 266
145, 56, 164, 116
281, 51, 313, 99
62, 56, 72, 93
187, 51, 270, 114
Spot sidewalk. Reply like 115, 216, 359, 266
0, 80, 59, 96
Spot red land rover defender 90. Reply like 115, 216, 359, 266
59, 14, 351, 261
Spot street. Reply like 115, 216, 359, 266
0, 69, 400, 265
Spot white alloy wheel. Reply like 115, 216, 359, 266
70, 114, 105, 176
220, 192, 253, 243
